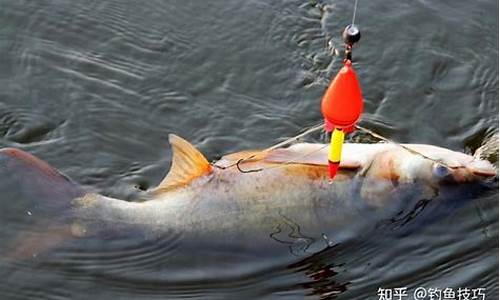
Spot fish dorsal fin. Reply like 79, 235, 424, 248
155, 134, 212, 192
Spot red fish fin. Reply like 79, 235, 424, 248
154, 134, 213, 193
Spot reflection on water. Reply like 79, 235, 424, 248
288, 245, 349, 300
0, 0, 498, 299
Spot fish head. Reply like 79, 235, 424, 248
345, 143, 497, 208
391, 144, 497, 186
264, 142, 497, 186
348, 144, 497, 236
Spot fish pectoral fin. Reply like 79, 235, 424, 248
155, 134, 212, 193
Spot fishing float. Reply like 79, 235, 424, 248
321, 24, 364, 181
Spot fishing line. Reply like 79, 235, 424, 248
236, 144, 329, 173
354, 125, 460, 169
214, 121, 458, 174
351, 0, 359, 25
212, 1, 458, 174
264, 123, 324, 152
212, 122, 324, 171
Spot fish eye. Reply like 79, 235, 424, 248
432, 163, 451, 178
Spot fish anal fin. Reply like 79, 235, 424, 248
155, 134, 212, 193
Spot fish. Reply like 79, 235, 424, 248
0, 134, 497, 260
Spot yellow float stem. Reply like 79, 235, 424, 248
327, 128, 345, 180
328, 128, 345, 163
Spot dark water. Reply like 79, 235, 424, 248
0, 0, 498, 299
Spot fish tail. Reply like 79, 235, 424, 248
0, 148, 86, 259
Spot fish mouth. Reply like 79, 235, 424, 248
467, 160, 497, 179
471, 169, 498, 178
438, 160, 497, 184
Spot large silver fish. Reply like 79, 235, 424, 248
1, 135, 496, 260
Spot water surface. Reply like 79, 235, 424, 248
0, 0, 498, 299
